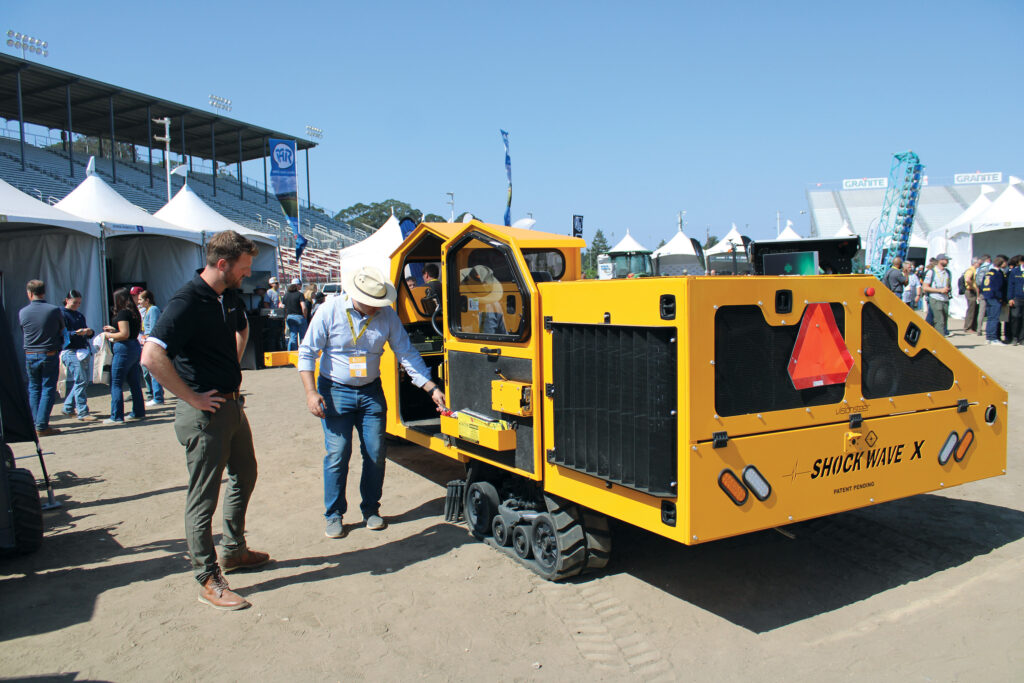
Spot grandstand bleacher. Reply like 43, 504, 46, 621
0, 133, 359, 257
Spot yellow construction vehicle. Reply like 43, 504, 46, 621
381, 220, 1008, 580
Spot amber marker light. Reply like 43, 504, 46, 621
953, 429, 974, 463
937, 431, 959, 466
718, 469, 749, 506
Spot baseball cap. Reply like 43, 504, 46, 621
268, 277, 278, 284
290, 278, 301, 285
129, 286, 144, 295
935, 253, 950, 261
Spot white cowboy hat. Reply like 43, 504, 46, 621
343, 266, 397, 307
459, 264, 503, 304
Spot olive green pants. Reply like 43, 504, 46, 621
174, 399, 258, 584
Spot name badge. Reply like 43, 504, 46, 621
349, 355, 367, 378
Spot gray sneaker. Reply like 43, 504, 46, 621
365, 514, 387, 531
325, 517, 345, 538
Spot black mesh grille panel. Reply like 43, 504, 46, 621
551, 324, 677, 497
714, 304, 847, 417
861, 303, 953, 398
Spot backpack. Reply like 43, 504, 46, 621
957, 273, 966, 295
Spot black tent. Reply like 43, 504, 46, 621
0, 299, 58, 510
0, 300, 36, 444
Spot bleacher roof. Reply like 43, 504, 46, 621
0, 54, 315, 164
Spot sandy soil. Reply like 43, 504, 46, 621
1, 327, 1022, 682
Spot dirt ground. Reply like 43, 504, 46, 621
2, 327, 1022, 682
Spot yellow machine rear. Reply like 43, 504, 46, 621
380, 220, 1008, 580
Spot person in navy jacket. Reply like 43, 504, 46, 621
1007, 255, 1024, 345
981, 255, 1008, 344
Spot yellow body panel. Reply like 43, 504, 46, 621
379, 221, 1008, 547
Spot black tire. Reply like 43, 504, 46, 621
465, 481, 500, 538
2, 468, 43, 557
582, 510, 612, 570
525, 495, 586, 581
492, 515, 512, 547
511, 525, 532, 559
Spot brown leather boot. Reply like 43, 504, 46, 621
198, 569, 250, 611
222, 548, 271, 574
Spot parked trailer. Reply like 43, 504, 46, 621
379, 220, 1008, 580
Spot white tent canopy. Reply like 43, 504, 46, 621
608, 230, 650, 254
835, 220, 856, 238
777, 221, 802, 240
0, 178, 105, 361
56, 173, 204, 308
154, 183, 279, 283
941, 185, 997, 236
971, 179, 1024, 233
652, 226, 703, 275
705, 225, 746, 256
337, 214, 405, 282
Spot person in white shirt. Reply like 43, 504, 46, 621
298, 266, 446, 538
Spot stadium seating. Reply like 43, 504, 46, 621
0, 134, 360, 253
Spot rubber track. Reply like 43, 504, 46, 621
581, 510, 612, 570
2, 468, 43, 557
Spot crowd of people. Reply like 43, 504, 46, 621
881, 252, 1024, 345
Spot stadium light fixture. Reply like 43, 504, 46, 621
305, 125, 324, 140
446, 192, 455, 223
209, 94, 232, 113
6, 30, 49, 60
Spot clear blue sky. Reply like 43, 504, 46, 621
7, 1, 1023, 247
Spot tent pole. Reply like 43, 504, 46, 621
99, 226, 111, 327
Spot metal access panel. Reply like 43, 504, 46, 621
549, 322, 678, 496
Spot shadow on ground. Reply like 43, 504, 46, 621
390, 446, 1024, 632
603, 494, 1024, 633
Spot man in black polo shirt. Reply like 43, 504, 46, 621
142, 230, 271, 611
19, 279, 66, 437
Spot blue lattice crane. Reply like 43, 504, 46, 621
865, 151, 924, 278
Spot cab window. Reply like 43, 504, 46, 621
522, 249, 566, 281
447, 233, 529, 342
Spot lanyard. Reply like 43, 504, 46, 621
345, 307, 373, 344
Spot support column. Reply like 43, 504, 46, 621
306, 148, 311, 213
147, 105, 153, 187
211, 122, 217, 196
66, 84, 74, 177
180, 116, 186, 165
263, 137, 268, 204
109, 95, 117, 183
16, 69, 25, 171
238, 129, 243, 201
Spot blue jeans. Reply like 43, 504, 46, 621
286, 314, 307, 351
985, 299, 1002, 341
26, 352, 59, 430
110, 340, 145, 421
142, 366, 164, 403
319, 376, 387, 520
61, 350, 93, 417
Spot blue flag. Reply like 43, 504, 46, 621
501, 130, 511, 226
269, 139, 306, 260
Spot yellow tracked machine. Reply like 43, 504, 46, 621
380, 220, 1008, 580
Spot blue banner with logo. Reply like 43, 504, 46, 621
501, 130, 511, 226
269, 138, 306, 260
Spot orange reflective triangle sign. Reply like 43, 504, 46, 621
787, 303, 854, 390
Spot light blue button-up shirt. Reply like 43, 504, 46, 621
298, 294, 431, 387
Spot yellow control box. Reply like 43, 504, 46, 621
491, 380, 533, 417
441, 413, 517, 451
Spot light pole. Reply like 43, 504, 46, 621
6, 31, 48, 60
152, 117, 172, 201
446, 192, 455, 222
305, 126, 323, 212
776, 210, 782, 237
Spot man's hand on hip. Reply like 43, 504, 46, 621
190, 389, 226, 413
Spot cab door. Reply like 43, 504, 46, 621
443, 228, 542, 478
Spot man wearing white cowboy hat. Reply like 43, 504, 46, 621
298, 265, 446, 538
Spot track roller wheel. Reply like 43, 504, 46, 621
465, 481, 500, 538
491, 515, 512, 547
511, 525, 532, 559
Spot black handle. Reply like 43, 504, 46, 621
480, 347, 502, 357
